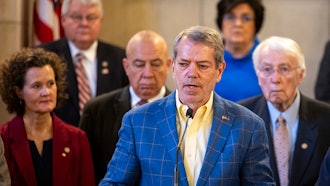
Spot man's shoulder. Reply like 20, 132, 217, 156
86, 87, 127, 108
37, 38, 67, 51
238, 95, 264, 108
98, 40, 125, 53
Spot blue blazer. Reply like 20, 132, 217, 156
239, 94, 330, 186
99, 92, 275, 185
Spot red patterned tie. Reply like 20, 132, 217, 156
136, 99, 148, 106
75, 53, 91, 115
274, 115, 289, 186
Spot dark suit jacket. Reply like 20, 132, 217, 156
99, 92, 275, 185
316, 147, 330, 185
79, 86, 171, 184
38, 38, 129, 126
239, 94, 330, 186
315, 41, 330, 103
0, 113, 95, 186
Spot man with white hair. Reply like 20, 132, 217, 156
39, 0, 128, 126
239, 36, 330, 186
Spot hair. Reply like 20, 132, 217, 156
61, 0, 103, 16
252, 36, 306, 77
0, 48, 68, 115
173, 25, 225, 68
216, 0, 265, 35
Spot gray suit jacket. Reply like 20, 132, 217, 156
239, 94, 330, 186
79, 86, 171, 184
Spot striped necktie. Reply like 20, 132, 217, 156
274, 115, 289, 186
136, 99, 148, 106
75, 53, 91, 115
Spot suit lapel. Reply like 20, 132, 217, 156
96, 42, 113, 95
114, 87, 131, 127
290, 96, 318, 185
52, 114, 73, 185
9, 116, 37, 185
155, 93, 189, 186
61, 39, 80, 111
197, 95, 232, 185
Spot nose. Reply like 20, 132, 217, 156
142, 63, 154, 78
79, 17, 89, 25
40, 86, 50, 96
270, 69, 282, 82
233, 17, 243, 25
187, 62, 198, 78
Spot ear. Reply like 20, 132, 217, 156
15, 86, 23, 100
216, 61, 226, 82
297, 68, 305, 85
122, 58, 129, 76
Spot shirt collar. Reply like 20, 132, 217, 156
175, 90, 214, 121
129, 86, 166, 107
267, 91, 300, 126
68, 40, 98, 63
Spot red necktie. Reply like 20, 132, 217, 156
75, 53, 91, 115
274, 115, 289, 186
136, 99, 148, 106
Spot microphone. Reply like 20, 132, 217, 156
174, 108, 193, 186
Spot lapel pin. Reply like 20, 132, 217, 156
102, 68, 109, 75
64, 147, 70, 153
222, 115, 229, 120
102, 61, 108, 67
301, 143, 308, 150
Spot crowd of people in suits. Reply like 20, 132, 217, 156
0, 0, 330, 185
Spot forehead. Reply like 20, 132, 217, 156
177, 38, 215, 60
25, 66, 55, 82
259, 50, 298, 66
128, 40, 166, 60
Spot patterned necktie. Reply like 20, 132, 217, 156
75, 53, 91, 115
274, 115, 289, 186
136, 99, 148, 106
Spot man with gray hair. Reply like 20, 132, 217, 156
39, 0, 128, 126
239, 36, 330, 186
99, 25, 275, 185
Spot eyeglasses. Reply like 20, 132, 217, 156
258, 66, 299, 77
223, 14, 254, 23
68, 14, 100, 24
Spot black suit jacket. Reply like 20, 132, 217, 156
38, 38, 129, 126
239, 94, 330, 186
79, 86, 171, 184
315, 41, 330, 103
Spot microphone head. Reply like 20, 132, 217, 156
186, 108, 193, 118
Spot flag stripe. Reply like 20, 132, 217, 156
33, 0, 64, 45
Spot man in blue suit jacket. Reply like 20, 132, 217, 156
79, 30, 172, 184
99, 26, 275, 185
38, 0, 128, 126
239, 36, 330, 186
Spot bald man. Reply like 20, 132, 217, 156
79, 30, 172, 184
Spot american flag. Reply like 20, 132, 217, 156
33, 0, 64, 45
